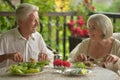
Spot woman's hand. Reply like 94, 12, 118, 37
74, 53, 87, 62
8, 52, 23, 62
104, 54, 119, 64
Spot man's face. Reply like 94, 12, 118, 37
20, 11, 39, 34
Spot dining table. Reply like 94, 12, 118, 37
0, 66, 120, 80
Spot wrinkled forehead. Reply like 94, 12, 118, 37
88, 19, 103, 30
88, 20, 98, 26
26, 11, 39, 20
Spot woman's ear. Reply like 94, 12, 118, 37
102, 34, 105, 39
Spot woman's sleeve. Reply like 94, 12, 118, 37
113, 45, 120, 71
108, 40, 120, 72
68, 39, 89, 63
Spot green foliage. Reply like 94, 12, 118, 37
92, 0, 120, 13
76, 4, 89, 21
0, 0, 56, 34
92, 0, 120, 32
0, 1, 15, 34
0, 1, 15, 11
93, 3, 108, 12
0, 16, 15, 33
105, 0, 120, 12
24, 0, 55, 12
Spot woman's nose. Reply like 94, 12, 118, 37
88, 28, 92, 33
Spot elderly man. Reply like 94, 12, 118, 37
0, 3, 53, 67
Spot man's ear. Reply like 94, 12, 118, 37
17, 19, 23, 24
17, 19, 26, 26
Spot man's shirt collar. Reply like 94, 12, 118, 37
14, 27, 35, 40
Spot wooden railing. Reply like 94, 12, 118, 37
0, 11, 120, 59
40, 12, 77, 60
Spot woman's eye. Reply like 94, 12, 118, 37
92, 27, 95, 30
89, 26, 95, 30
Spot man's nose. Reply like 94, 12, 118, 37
35, 20, 39, 26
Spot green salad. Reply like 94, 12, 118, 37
74, 61, 94, 69
7, 61, 49, 75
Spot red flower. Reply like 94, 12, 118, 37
53, 59, 71, 67
74, 27, 84, 37
72, 27, 79, 37
53, 59, 63, 66
83, 28, 89, 37
68, 19, 74, 31
63, 61, 70, 67
76, 19, 85, 27
74, 27, 80, 32
78, 30, 84, 37
67, 15, 88, 38
77, 16, 83, 19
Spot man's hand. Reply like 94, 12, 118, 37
8, 52, 23, 62
38, 52, 49, 61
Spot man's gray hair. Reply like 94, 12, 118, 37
16, 3, 39, 21
87, 14, 113, 39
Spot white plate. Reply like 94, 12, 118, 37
11, 71, 43, 76
63, 68, 92, 76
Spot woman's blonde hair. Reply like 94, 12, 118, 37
16, 3, 39, 22
87, 14, 113, 39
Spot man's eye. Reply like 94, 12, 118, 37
92, 27, 95, 29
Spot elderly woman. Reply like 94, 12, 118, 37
68, 14, 120, 72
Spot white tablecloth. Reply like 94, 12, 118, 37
0, 66, 120, 80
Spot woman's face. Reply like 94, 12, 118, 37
88, 20, 103, 41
